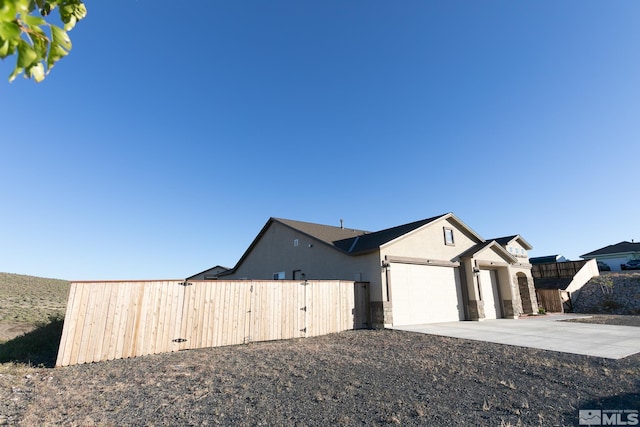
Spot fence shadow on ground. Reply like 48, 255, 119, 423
0, 315, 64, 368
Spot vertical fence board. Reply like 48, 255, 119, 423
74, 283, 95, 365
201, 282, 212, 348
55, 282, 78, 367
92, 284, 115, 363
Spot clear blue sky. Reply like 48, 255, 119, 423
1, 1, 638, 280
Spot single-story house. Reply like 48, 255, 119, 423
199, 213, 538, 327
187, 265, 230, 280
581, 241, 640, 271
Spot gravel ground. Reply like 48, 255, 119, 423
563, 314, 640, 327
1, 318, 638, 427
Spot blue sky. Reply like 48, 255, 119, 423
1, 1, 638, 280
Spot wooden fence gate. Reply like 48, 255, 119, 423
535, 288, 564, 313
56, 280, 369, 367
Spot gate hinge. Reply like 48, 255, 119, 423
172, 338, 187, 343
178, 282, 193, 287
300, 328, 307, 333
300, 306, 307, 312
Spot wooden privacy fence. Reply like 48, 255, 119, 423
535, 289, 564, 313
532, 260, 588, 279
56, 280, 369, 367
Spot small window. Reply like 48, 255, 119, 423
273, 271, 285, 280
293, 239, 299, 247
444, 227, 455, 246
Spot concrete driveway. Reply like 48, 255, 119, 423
393, 314, 640, 359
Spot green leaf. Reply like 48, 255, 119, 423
46, 41, 66, 69
31, 28, 48, 58
27, 62, 45, 82
9, 65, 24, 82
22, 13, 47, 27
63, 14, 75, 31
16, 40, 38, 68
0, 39, 13, 58
0, 21, 21, 40
13, 0, 31, 15
50, 24, 70, 50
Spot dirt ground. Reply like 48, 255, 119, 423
2, 315, 639, 426
563, 314, 640, 327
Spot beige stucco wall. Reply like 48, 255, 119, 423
380, 217, 481, 262
505, 239, 530, 263
222, 222, 384, 301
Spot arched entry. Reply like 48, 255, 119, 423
517, 273, 533, 314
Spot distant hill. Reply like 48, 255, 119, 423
0, 273, 70, 325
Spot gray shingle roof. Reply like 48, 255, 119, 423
338, 215, 448, 255
493, 235, 519, 246
275, 214, 448, 255
490, 235, 533, 250
274, 218, 369, 251
581, 241, 640, 257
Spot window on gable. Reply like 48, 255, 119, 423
294, 239, 299, 247
444, 227, 455, 246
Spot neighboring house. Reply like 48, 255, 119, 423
530, 255, 568, 264
187, 265, 230, 280
210, 213, 538, 327
581, 241, 640, 272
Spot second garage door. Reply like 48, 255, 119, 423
479, 269, 502, 319
391, 263, 464, 326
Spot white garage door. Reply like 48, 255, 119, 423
391, 264, 463, 326
479, 269, 502, 319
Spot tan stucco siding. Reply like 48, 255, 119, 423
380, 218, 480, 262
474, 247, 511, 266
223, 222, 384, 299
505, 241, 529, 263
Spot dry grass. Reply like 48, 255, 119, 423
0, 273, 69, 331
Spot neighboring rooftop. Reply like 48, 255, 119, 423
581, 241, 640, 258
530, 255, 567, 265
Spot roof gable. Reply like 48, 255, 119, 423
219, 217, 370, 276
344, 214, 451, 254
492, 234, 533, 250
459, 240, 518, 264
376, 213, 484, 251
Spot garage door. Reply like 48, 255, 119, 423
391, 264, 463, 326
479, 269, 502, 319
